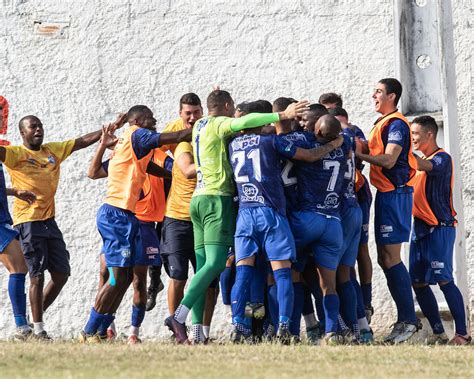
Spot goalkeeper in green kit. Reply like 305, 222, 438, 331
165, 89, 308, 343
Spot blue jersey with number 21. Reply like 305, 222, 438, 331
228, 133, 287, 216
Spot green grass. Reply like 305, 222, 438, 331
0, 341, 472, 378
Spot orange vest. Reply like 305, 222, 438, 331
368, 111, 417, 192
105, 125, 153, 212
412, 148, 457, 226
135, 149, 169, 222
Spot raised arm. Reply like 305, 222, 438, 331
87, 125, 117, 179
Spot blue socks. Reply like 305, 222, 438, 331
267, 284, 279, 328
323, 294, 340, 334
273, 268, 294, 327
131, 305, 146, 328
361, 283, 372, 308
84, 308, 107, 335
413, 286, 444, 334
97, 314, 115, 337
231, 265, 253, 325
290, 282, 304, 336
8, 273, 27, 327
337, 281, 358, 333
440, 281, 467, 336
385, 262, 417, 323
351, 277, 367, 319
220, 266, 234, 306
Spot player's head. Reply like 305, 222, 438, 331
373, 78, 402, 115
301, 104, 328, 133
207, 90, 235, 117
235, 101, 250, 118
273, 97, 298, 132
315, 114, 342, 143
411, 115, 438, 153
127, 105, 156, 130
328, 106, 349, 126
19, 115, 44, 148
319, 92, 343, 109
240, 100, 274, 134
179, 93, 203, 128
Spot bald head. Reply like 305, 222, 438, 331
316, 114, 341, 140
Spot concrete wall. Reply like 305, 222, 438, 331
0, 0, 471, 339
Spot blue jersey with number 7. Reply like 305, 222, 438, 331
228, 133, 287, 216
276, 133, 351, 217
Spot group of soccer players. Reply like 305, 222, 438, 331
0, 77, 471, 345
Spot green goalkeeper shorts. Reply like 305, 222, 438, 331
190, 195, 236, 249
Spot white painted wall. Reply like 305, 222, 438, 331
0, 0, 471, 339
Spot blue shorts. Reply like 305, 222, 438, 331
234, 207, 296, 263
409, 226, 455, 284
97, 204, 141, 268
359, 197, 371, 245
290, 211, 342, 271
0, 223, 18, 252
374, 188, 413, 245
136, 221, 161, 266
340, 206, 362, 267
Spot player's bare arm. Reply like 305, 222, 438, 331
158, 128, 192, 146
356, 141, 402, 169
87, 124, 117, 179
176, 151, 196, 179
292, 135, 344, 163
414, 155, 433, 172
5, 188, 36, 204
145, 161, 172, 179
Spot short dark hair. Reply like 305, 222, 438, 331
127, 105, 150, 123
379, 78, 403, 105
272, 97, 297, 112
179, 93, 201, 110
207, 90, 233, 111
328, 106, 348, 119
249, 100, 272, 114
318, 93, 343, 107
308, 103, 329, 120
18, 115, 40, 130
412, 115, 438, 136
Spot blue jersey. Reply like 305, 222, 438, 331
277, 134, 351, 217
277, 131, 316, 213
228, 133, 287, 216
0, 164, 13, 225
341, 128, 358, 211
381, 119, 412, 187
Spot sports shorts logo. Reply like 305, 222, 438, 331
431, 261, 445, 269
121, 249, 131, 259
241, 183, 264, 204
380, 225, 393, 233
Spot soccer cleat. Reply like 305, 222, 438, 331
127, 335, 142, 345
34, 330, 53, 342
13, 327, 33, 342
145, 281, 165, 312
78, 330, 102, 344
276, 324, 292, 345
359, 329, 374, 344
107, 327, 116, 341
245, 303, 265, 319
448, 334, 472, 346
426, 332, 449, 345
322, 332, 346, 346
365, 306, 374, 324
230, 328, 250, 344
306, 322, 324, 345
384, 320, 422, 344
164, 316, 189, 344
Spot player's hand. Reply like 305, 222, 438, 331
112, 113, 127, 130
100, 124, 118, 149
329, 135, 344, 149
355, 137, 369, 155
281, 101, 310, 120
13, 189, 36, 205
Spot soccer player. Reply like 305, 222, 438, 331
80, 105, 191, 342
0, 162, 37, 340
87, 124, 172, 344
146, 93, 204, 310
277, 114, 350, 345
164, 90, 308, 343
356, 78, 421, 343
0, 114, 112, 340
410, 115, 471, 345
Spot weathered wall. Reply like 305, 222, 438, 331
0, 0, 471, 339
